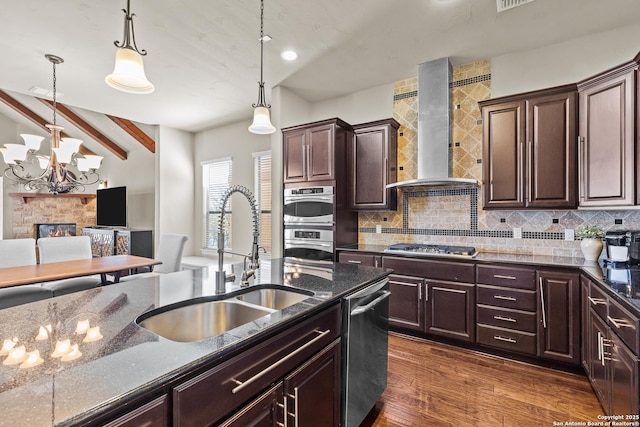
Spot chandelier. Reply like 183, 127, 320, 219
105, 0, 154, 94
0, 54, 103, 194
248, 0, 276, 135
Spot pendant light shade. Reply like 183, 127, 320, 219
248, 0, 275, 135
106, 0, 154, 94
249, 106, 276, 134
105, 47, 154, 94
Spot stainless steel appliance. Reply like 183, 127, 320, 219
283, 228, 334, 262
342, 278, 390, 427
604, 230, 629, 261
384, 243, 477, 258
629, 232, 640, 264
283, 186, 334, 226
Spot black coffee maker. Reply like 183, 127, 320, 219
628, 231, 640, 265
604, 231, 629, 262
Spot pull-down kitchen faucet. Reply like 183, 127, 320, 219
216, 185, 261, 293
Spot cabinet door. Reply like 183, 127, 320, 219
526, 91, 577, 208
589, 308, 611, 412
581, 276, 592, 375
388, 274, 424, 332
537, 271, 580, 364
102, 395, 168, 427
350, 121, 398, 210
284, 340, 341, 427
482, 101, 525, 208
579, 69, 635, 207
307, 124, 335, 181
610, 333, 640, 417
219, 384, 283, 427
283, 129, 307, 183
425, 279, 475, 342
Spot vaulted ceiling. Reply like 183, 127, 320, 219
0, 0, 638, 140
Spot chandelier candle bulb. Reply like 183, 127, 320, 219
3, 345, 27, 365
83, 326, 103, 343
75, 319, 90, 335
0, 339, 17, 356
51, 339, 72, 358
19, 350, 44, 369
60, 344, 82, 362
19, 134, 44, 151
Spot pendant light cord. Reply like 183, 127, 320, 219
259, 0, 264, 85
52, 59, 57, 126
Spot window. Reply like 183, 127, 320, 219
254, 151, 272, 253
203, 158, 232, 250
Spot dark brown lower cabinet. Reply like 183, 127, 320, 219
537, 270, 580, 364
388, 274, 424, 332
425, 279, 475, 342
102, 395, 168, 427
220, 340, 341, 427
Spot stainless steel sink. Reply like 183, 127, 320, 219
137, 300, 273, 342
234, 287, 312, 310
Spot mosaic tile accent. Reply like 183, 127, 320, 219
360, 59, 640, 258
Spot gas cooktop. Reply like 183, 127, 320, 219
384, 243, 478, 258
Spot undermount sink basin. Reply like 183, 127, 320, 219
137, 300, 273, 342
234, 287, 313, 310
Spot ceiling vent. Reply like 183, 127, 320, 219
497, 0, 535, 12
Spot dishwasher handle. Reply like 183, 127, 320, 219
351, 291, 391, 316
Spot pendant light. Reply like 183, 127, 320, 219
105, 0, 154, 94
248, 0, 276, 134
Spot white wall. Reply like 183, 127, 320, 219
310, 83, 394, 125
491, 23, 640, 97
0, 113, 18, 238
156, 126, 195, 255
193, 120, 271, 257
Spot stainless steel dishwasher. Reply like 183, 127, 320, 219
342, 278, 390, 427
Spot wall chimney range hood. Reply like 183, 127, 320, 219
387, 58, 478, 189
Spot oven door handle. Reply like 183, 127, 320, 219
351, 291, 391, 316
284, 196, 334, 204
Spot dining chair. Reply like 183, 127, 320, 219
0, 238, 53, 309
37, 235, 103, 296
119, 234, 189, 282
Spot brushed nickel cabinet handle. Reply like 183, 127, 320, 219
293, 387, 300, 427
587, 296, 606, 306
493, 274, 517, 280
231, 329, 330, 394
578, 135, 585, 201
494, 295, 517, 301
494, 315, 517, 323
539, 277, 547, 329
347, 260, 362, 264
424, 283, 428, 302
607, 315, 635, 329
494, 335, 516, 344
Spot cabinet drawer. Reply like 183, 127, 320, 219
608, 300, 640, 356
588, 281, 609, 320
477, 265, 536, 290
477, 304, 537, 333
477, 324, 536, 356
477, 285, 536, 311
382, 256, 474, 283
338, 252, 381, 268
173, 304, 341, 427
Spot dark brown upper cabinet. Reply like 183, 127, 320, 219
349, 118, 399, 210
282, 118, 352, 184
577, 60, 638, 207
480, 85, 577, 209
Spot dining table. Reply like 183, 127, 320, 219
0, 255, 162, 289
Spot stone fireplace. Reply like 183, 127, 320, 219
11, 194, 96, 239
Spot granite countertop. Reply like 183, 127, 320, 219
339, 244, 640, 314
0, 258, 388, 426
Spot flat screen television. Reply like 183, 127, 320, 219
96, 186, 127, 228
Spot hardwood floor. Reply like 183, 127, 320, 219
362, 334, 603, 427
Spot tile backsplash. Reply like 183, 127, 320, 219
358, 60, 640, 258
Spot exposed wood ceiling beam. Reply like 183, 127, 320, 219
107, 115, 155, 153
0, 90, 96, 156
38, 98, 128, 160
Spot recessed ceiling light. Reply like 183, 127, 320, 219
281, 50, 298, 61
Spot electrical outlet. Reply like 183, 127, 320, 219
565, 229, 574, 241
376, 225, 382, 234
513, 228, 522, 239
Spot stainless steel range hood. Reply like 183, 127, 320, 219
387, 58, 478, 189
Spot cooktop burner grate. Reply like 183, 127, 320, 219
384, 243, 478, 258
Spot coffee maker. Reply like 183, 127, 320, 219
628, 231, 640, 265
604, 231, 629, 262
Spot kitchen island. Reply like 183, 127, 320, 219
0, 258, 389, 426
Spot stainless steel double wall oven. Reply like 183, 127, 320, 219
283, 186, 335, 261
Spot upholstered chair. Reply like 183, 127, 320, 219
119, 234, 189, 282
0, 238, 53, 309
